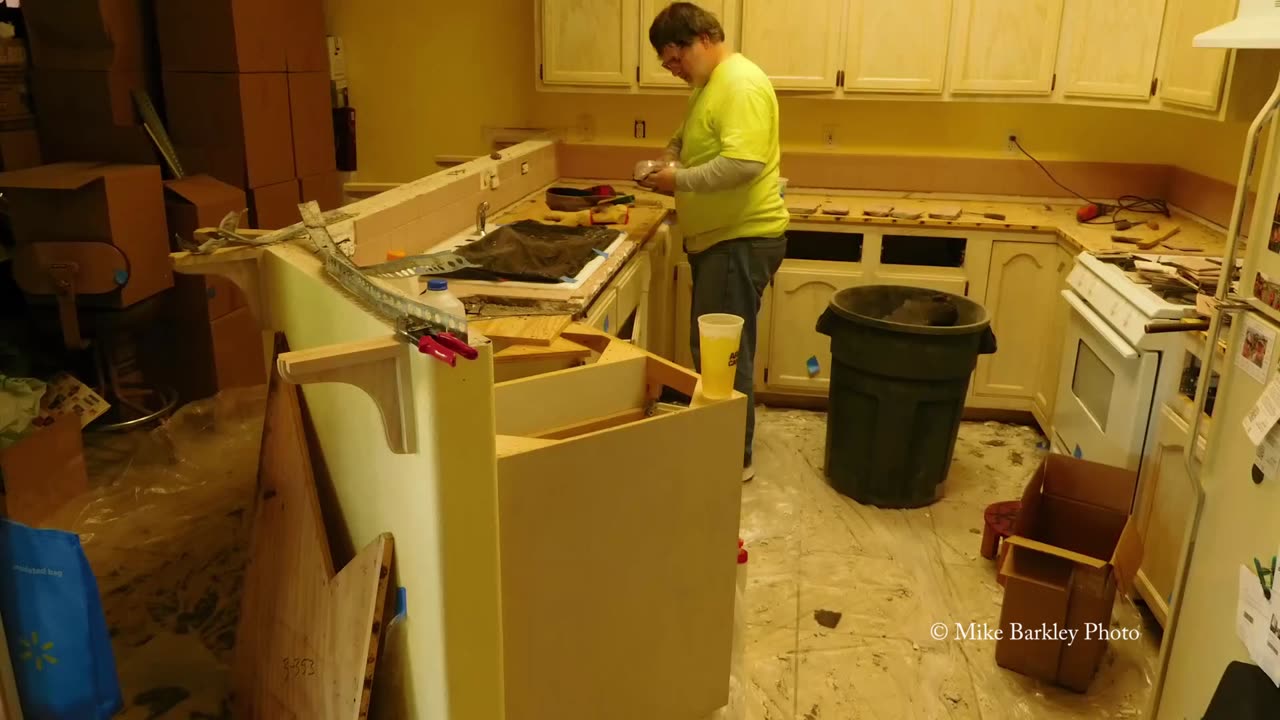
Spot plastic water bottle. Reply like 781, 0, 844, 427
423, 279, 466, 320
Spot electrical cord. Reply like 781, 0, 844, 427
1011, 135, 1170, 225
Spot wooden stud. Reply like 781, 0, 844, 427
277, 335, 417, 455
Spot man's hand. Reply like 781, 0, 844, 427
641, 166, 677, 195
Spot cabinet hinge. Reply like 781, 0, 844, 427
764, 368, 769, 383
1050, 73, 1056, 91
636, 65, 640, 82
1150, 77, 1159, 97
539, 64, 543, 80
836, 70, 844, 87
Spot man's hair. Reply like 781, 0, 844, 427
649, 2, 725, 52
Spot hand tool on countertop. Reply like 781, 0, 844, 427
962, 210, 1007, 221
1112, 225, 1181, 250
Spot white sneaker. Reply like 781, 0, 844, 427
742, 465, 755, 483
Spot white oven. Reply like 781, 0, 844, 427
1053, 290, 1160, 471
1050, 253, 1196, 475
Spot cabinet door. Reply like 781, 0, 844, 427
740, 0, 845, 89
767, 262, 865, 392
1059, 0, 1166, 100
845, 0, 951, 93
949, 0, 1065, 95
586, 287, 620, 335
541, 0, 638, 86
673, 261, 694, 369
1156, 0, 1235, 111
972, 242, 1058, 401
1032, 247, 1074, 429
639, 0, 739, 87
874, 269, 967, 296
1134, 403, 1201, 627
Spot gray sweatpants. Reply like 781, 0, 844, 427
688, 235, 787, 467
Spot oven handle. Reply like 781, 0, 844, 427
1061, 290, 1139, 360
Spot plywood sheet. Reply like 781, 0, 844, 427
232, 337, 394, 719
493, 336, 593, 364
472, 314, 573, 346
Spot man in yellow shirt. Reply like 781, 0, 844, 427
641, 2, 788, 482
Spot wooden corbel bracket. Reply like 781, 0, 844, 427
276, 335, 417, 455
170, 246, 269, 328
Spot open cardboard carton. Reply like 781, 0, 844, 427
995, 454, 1144, 692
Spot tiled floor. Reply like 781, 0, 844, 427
738, 408, 1160, 720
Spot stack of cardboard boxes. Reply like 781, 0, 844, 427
23, 0, 157, 166
3, 0, 348, 405
155, 0, 343, 230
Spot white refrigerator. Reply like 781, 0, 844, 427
1153, 4, 1280, 716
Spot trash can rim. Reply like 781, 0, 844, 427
826, 284, 991, 336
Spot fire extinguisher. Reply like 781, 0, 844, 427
334, 106, 356, 172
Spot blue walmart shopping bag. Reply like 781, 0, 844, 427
0, 519, 121, 719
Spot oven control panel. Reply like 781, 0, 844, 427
1067, 262, 1152, 348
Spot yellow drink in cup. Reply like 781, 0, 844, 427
698, 313, 745, 400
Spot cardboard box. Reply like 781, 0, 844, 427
0, 413, 90, 526
138, 273, 251, 405
164, 174, 247, 248
995, 454, 1144, 692
0, 130, 42, 171
163, 72, 294, 189
0, 162, 173, 306
288, 72, 335, 178
211, 305, 266, 389
0, 38, 29, 69
249, 178, 301, 230
298, 171, 344, 212
30, 69, 151, 127
38, 121, 156, 165
0, 69, 31, 122
286, 0, 328, 72
155, 0, 287, 72
23, 0, 152, 71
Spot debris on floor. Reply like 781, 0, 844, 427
813, 610, 843, 630
739, 408, 1159, 720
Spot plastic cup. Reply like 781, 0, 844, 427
698, 313, 745, 400
778, 176, 789, 198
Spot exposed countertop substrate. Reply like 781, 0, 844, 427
498, 179, 1228, 257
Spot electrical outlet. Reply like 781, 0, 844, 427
634, 119, 646, 139
521, 161, 530, 175
823, 125, 837, 147
1006, 130, 1020, 155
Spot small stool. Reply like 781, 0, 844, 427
980, 500, 1021, 560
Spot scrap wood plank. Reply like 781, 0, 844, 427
233, 335, 394, 720
493, 336, 593, 364
470, 314, 574, 346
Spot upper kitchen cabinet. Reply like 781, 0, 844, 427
844, 0, 952, 93
1155, 0, 1236, 111
639, 0, 739, 87
740, 0, 846, 90
1058, 0, 1166, 101
540, 0, 639, 86
948, 0, 1065, 95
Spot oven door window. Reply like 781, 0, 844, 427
1072, 339, 1115, 431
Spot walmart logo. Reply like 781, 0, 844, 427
18, 632, 56, 672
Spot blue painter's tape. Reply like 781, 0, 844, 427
806, 356, 820, 378
559, 276, 575, 283
591, 248, 609, 259
1073, 445, 1083, 459
113, 269, 129, 286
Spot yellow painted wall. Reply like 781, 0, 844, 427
324, 0, 535, 184
530, 92, 1223, 167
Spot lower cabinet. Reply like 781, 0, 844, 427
971, 240, 1061, 409
1031, 245, 1076, 431
1134, 402, 1205, 628
586, 286, 618, 334
766, 260, 866, 393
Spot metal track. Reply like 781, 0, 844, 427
298, 201, 468, 338
359, 251, 476, 278
131, 89, 184, 178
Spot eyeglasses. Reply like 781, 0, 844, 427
660, 44, 687, 72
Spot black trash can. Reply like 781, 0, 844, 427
816, 285, 997, 508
